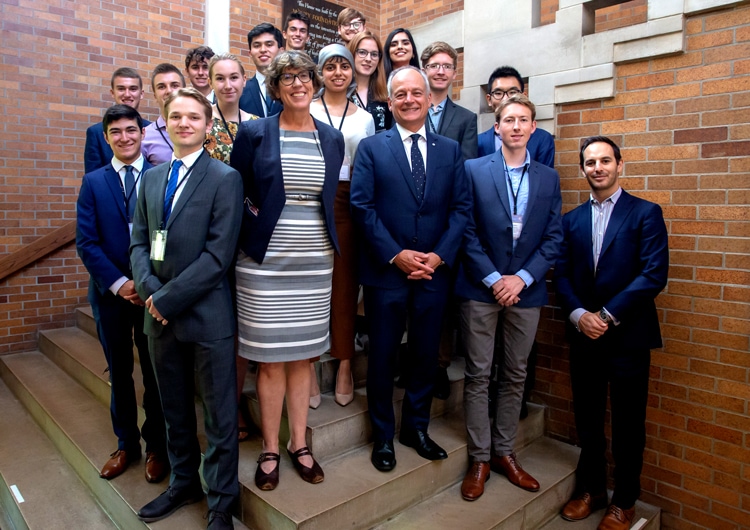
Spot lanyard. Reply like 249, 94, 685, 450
502, 155, 528, 216
162, 150, 204, 228
321, 95, 349, 131
156, 123, 174, 153
216, 104, 241, 142
353, 92, 366, 109
116, 165, 141, 217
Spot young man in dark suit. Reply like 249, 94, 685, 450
555, 136, 668, 530
77, 104, 168, 484
130, 88, 243, 530
238, 23, 284, 117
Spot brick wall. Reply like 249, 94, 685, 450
538, 4, 750, 529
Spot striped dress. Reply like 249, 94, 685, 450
235, 130, 333, 362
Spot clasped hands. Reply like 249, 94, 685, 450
577, 311, 609, 340
394, 249, 442, 280
145, 296, 168, 326
491, 275, 525, 306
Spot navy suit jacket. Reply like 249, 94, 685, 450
455, 150, 563, 308
554, 190, 669, 350
350, 127, 471, 289
129, 151, 243, 341
84, 119, 151, 174
478, 126, 555, 168
238, 76, 283, 118
77, 160, 153, 295
426, 97, 478, 161
230, 114, 345, 263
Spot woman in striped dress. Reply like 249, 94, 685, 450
230, 51, 345, 491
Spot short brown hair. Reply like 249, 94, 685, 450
338, 8, 365, 26
110, 67, 142, 89
164, 87, 212, 122
494, 93, 536, 122
420, 41, 458, 68
265, 51, 322, 99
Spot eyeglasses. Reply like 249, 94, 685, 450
490, 88, 522, 100
355, 49, 381, 60
342, 20, 363, 30
424, 63, 455, 71
279, 71, 313, 85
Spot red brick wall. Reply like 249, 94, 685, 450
539, 5, 750, 529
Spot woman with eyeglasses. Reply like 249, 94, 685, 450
230, 51, 345, 491
347, 31, 392, 132
383, 28, 420, 79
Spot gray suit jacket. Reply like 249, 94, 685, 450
129, 150, 243, 342
426, 97, 478, 160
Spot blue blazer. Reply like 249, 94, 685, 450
84, 119, 151, 174
350, 127, 471, 289
554, 190, 669, 350
477, 126, 555, 168
238, 76, 283, 118
77, 160, 153, 294
230, 114, 345, 263
425, 97, 478, 161
455, 150, 563, 308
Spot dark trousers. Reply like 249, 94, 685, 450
569, 340, 650, 508
364, 279, 449, 441
330, 181, 358, 361
149, 330, 238, 513
91, 290, 165, 455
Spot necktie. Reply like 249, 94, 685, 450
261, 80, 272, 117
410, 133, 426, 202
163, 160, 182, 223
124, 165, 135, 221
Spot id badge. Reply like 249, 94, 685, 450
151, 230, 167, 261
512, 214, 523, 241
339, 163, 350, 181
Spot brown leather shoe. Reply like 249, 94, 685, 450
100, 449, 140, 480
144, 452, 169, 483
287, 445, 324, 484
461, 461, 491, 501
561, 491, 608, 521
489, 453, 540, 492
597, 504, 636, 530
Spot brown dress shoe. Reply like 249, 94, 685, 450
145, 452, 169, 483
287, 445, 324, 484
561, 491, 608, 521
597, 504, 636, 530
461, 461, 491, 501
100, 449, 139, 480
490, 453, 540, 492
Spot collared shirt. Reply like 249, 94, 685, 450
142, 116, 174, 166
256, 71, 269, 117
395, 122, 428, 171
109, 154, 145, 295
427, 97, 446, 133
168, 148, 204, 210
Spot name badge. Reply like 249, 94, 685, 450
339, 163, 350, 181
151, 230, 167, 261
512, 214, 523, 241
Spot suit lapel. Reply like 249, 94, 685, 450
386, 130, 419, 202
438, 98, 456, 136
166, 150, 209, 229
103, 165, 127, 222
489, 150, 512, 220
524, 162, 539, 222
599, 190, 634, 259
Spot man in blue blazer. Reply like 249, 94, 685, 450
84, 68, 151, 174
130, 89, 243, 529
351, 66, 471, 472
555, 136, 668, 530
76, 104, 167, 483
455, 94, 562, 501
239, 23, 284, 117
477, 66, 555, 168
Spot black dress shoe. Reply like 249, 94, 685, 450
137, 484, 204, 522
399, 429, 448, 460
371, 440, 396, 472
207, 510, 233, 530
433, 366, 451, 400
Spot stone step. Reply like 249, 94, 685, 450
75, 305, 98, 340
0, 377, 115, 530
539, 499, 660, 530
0, 351, 248, 530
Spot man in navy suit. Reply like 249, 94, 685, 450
477, 66, 555, 168
131, 88, 243, 529
76, 104, 167, 483
351, 66, 471, 472
455, 94, 562, 501
239, 23, 284, 117
555, 136, 668, 530
84, 68, 151, 173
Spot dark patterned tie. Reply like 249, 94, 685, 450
410, 133, 425, 202
124, 165, 136, 221
163, 160, 182, 223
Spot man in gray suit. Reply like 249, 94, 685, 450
130, 87, 243, 530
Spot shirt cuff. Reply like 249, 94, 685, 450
109, 276, 128, 296
569, 308, 586, 331
482, 271, 501, 288
602, 306, 620, 326
516, 269, 534, 288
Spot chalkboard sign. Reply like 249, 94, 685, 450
282, 0, 343, 59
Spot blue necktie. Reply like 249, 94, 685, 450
124, 165, 135, 221
410, 133, 425, 202
163, 160, 182, 223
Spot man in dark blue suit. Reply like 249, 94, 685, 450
76, 104, 167, 483
477, 66, 555, 168
455, 94, 562, 501
84, 68, 151, 173
239, 23, 284, 117
555, 136, 668, 530
351, 66, 471, 472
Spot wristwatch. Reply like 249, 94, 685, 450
599, 309, 612, 324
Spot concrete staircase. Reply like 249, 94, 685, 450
0, 307, 661, 529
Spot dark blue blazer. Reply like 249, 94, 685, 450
350, 127, 471, 289
230, 114, 345, 263
425, 97, 478, 161
455, 150, 563, 308
77, 160, 153, 294
84, 119, 151, 174
477, 126, 555, 168
554, 190, 669, 350
238, 76, 283, 118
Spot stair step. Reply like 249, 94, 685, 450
539, 499, 660, 530
0, 351, 248, 530
75, 305, 98, 339
0, 377, 115, 530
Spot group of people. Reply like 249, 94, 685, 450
75, 7, 669, 530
